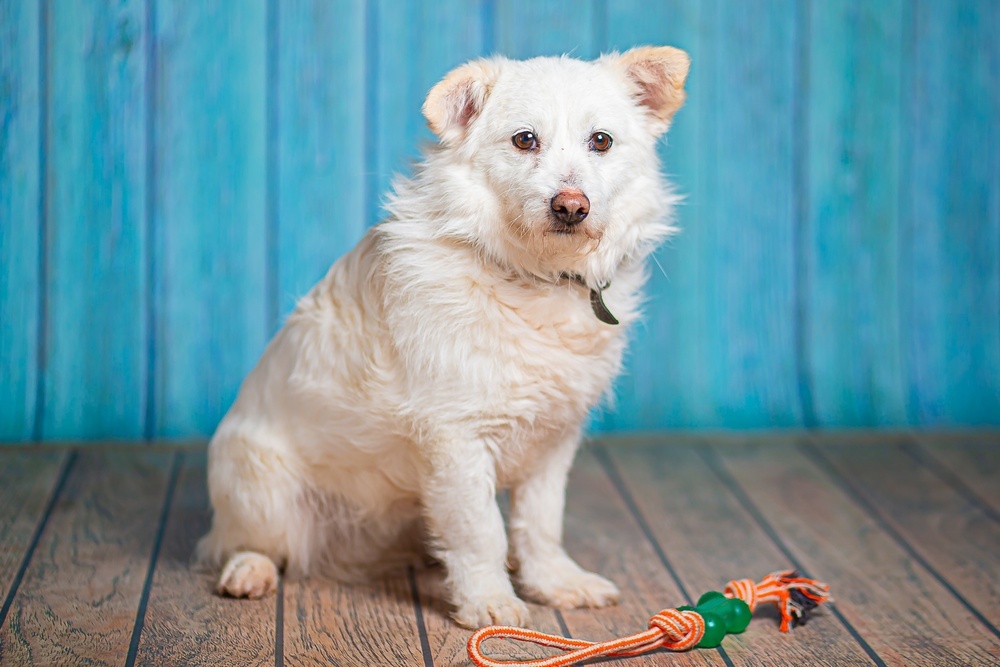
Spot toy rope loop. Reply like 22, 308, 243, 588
467, 570, 831, 667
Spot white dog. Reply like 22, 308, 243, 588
198, 46, 688, 628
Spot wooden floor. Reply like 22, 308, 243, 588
1, 433, 998, 666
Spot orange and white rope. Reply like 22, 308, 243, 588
467, 570, 830, 667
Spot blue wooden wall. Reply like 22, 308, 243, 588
1, 0, 998, 441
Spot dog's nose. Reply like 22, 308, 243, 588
550, 190, 590, 224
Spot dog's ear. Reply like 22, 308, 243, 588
423, 59, 500, 145
611, 46, 690, 134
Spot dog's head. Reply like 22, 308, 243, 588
413, 47, 689, 282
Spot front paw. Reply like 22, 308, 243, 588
453, 592, 531, 629
518, 564, 621, 609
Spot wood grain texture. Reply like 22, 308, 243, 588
43, 0, 148, 439
283, 574, 425, 667
274, 0, 367, 326
810, 440, 1000, 627
152, 1, 268, 437
418, 499, 563, 667
713, 440, 1000, 665
900, 0, 1000, 425
0, 0, 41, 440
805, 0, 907, 426
915, 432, 1000, 515
693, 0, 802, 428
604, 441, 877, 666
494, 0, 599, 59
135, 450, 277, 666
0, 449, 65, 610
558, 448, 723, 666
0, 449, 172, 666
369, 0, 489, 227
598, 0, 704, 431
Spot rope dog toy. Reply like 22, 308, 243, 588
467, 570, 831, 667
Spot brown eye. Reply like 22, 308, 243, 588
590, 131, 613, 152
512, 131, 538, 151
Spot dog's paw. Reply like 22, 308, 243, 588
519, 566, 621, 609
452, 593, 531, 629
216, 551, 279, 599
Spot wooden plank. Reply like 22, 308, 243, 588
604, 441, 878, 665
558, 449, 723, 667
0, 0, 41, 440
494, 0, 599, 60
0, 449, 172, 665
598, 1, 704, 431
655, 0, 800, 429
283, 574, 425, 667
136, 450, 276, 666
805, 0, 907, 426
43, 0, 147, 439
811, 441, 1000, 627
915, 432, 1000, 514
152, 1, 268, 436
900, 0, 1000, 424
418, 497, 563, 667
370, 0, 488, 227
0, 450, 66, 614
275, 0, 367, 324
713, 440, 1000, 665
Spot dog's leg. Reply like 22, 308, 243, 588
420, 438, 530, 629
508, 431, 621, 609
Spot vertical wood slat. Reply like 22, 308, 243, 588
805, 0, 907, 426
0, 0, 41, 440
0, 449, 172, 665
713, 441, 1000, 665
275, 0, 367, 325
152, 1, 268, 437
603, 442, 879, 665
136, 450, 276, 666
370, 0, 489, 227
494, 0, 600, 60
900, 1, 1000, 425
697, 0, 801, 428
600, 1, 701, 430
43, 0, 148, 439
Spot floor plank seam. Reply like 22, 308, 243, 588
902, 439, 1000, 524
275, 575, 284, 667
799, 442, 1000, 641
698, 445, 888, 667
593, 446, 736, 667
0, 449, 76, 629
126, 450, 183, 667
407, 567, 434, 667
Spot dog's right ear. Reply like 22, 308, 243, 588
423, 59, 500, 145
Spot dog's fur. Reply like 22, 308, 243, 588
198, 46, 689, 628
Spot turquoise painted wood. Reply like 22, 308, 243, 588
275, 0, 366, 326
0, 0, 41, 440
901, 0, 1000, 425
806, 0, 907, 426
152, 1, 268, 437
44, 1, 148, 438
1, 0, 998, 441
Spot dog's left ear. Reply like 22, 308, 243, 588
423, 59, 501, 145
610, 46, 690, 135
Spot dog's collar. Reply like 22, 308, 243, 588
559, 273, 619, 326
